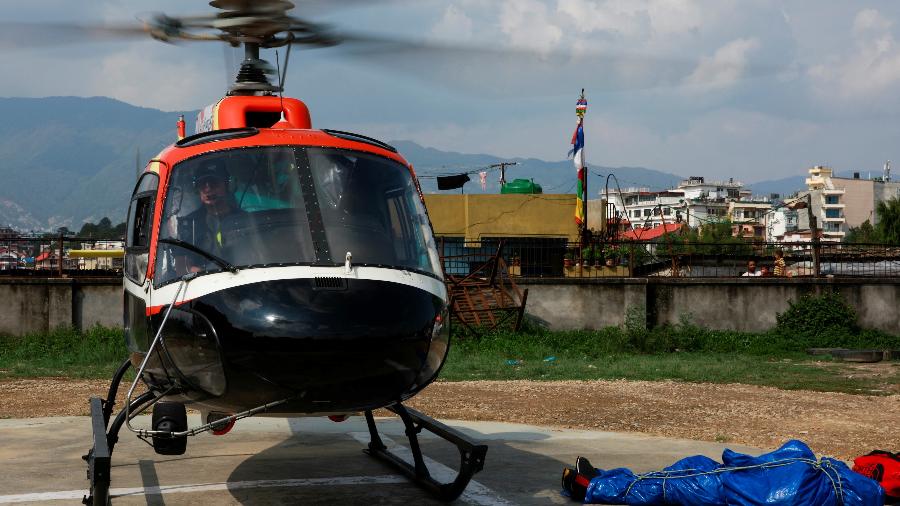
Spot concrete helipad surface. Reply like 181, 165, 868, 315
0, 415, 761, 505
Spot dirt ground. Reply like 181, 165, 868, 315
1, 377, 896, 461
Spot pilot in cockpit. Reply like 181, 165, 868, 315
175, 160, 243, 272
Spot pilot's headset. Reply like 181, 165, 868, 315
192, 159, 231, 190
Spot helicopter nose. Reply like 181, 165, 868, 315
184, 275, 448, 411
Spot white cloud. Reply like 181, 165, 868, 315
682, 38, 761, 91
90, 44, 219, 111
431, 5, 475, 41
556, 0, 648, 38
809, 8, 900, 104
853, 8, 893, 35
498, 0, 563, 52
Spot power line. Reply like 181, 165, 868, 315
415, 163, 506, 179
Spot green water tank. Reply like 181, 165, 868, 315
501, 178, 543, 194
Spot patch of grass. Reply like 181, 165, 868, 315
0, 326, 126, 379
441, 325, 900, 395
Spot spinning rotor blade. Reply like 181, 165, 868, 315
0, 13, 227, 49
1, 0, 787, 96
0, 22, 148, 48
307, 30, 787, 95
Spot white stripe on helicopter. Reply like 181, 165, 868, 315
124, 265, 447, 313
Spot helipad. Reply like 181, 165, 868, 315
0, 415, 760, 505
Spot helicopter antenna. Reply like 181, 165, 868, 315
275, 49, 285, 120
280, 41, 292, 91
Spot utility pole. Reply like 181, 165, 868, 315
807, 193, 821, 278
789, 193, 820, 277
489, 161, 519, 188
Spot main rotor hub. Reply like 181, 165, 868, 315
230, 52, 280, 95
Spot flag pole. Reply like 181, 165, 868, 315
577, 89, 588, 248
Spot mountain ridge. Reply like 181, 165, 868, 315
0, 97, 807, 231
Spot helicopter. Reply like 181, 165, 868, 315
20, 1, 492, 504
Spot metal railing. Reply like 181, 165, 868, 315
437, 237, 900, 279
5, 234, 897, 279
0, 236, 124, 277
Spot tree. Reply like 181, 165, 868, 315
845, 219, 881, 244
77, 217, 126, 239
875, 196, 900, 245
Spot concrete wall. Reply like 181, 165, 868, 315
2, 276, 897, 337
0, 278, 121, 336
520, 278, 900, 334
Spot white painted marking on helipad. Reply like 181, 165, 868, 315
0, 476, 407, 504
349, 432, 513, 506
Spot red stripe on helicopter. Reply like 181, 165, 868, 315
145, 298, 194, 317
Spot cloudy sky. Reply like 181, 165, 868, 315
3, 0, 900, 184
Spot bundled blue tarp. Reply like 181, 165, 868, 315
584, 440, 885, 505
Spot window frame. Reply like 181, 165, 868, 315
125, 172, 159, 284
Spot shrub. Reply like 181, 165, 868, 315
775, 291, 858, 339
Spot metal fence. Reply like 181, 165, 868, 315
437, 237, 900, 279
0, 237, 124, 277
5, 234, 897, 278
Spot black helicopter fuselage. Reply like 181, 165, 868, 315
125, 267, 449, 415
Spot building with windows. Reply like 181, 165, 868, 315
728, 200, 773, 239
602, 176, 771, 237
767, 208, 799, 242
826, 165, 900, 230
677, 176, 746, 201
602, 188, 683, 231
0, 227, 18, 240
801, 165, 846, 241
75, 240, 125, 270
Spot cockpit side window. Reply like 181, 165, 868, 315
125, 173, 159, 284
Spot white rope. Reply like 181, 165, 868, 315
620, 457, 846, 504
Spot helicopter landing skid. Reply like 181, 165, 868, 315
363, 404, 488, 502
82, 358, 158, 505
83, 389, 158, 505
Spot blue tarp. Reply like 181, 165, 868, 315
583, 440, 885, 505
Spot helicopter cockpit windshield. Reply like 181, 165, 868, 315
155, 146, 442, 286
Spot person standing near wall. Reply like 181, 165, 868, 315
773, 249, 786, 277
742, 260, 761, 277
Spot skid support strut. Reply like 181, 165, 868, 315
82, 359, 156, 505
364, 403, 488, 502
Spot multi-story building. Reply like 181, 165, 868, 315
800, 165, 847, 242
677, 176, 744, 201
766, 207, 799, 242
826, 164, 900, 230
728, 199, 773, 239
602, 176, 769, 236
0, 227, 18, 240
602, 187, 683, 230
76, 240, 125, 270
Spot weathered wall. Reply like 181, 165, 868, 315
0, 278, 122, 335
2, 276, 898, 336
424, 194, 581, 242
520, 278, 900, 334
